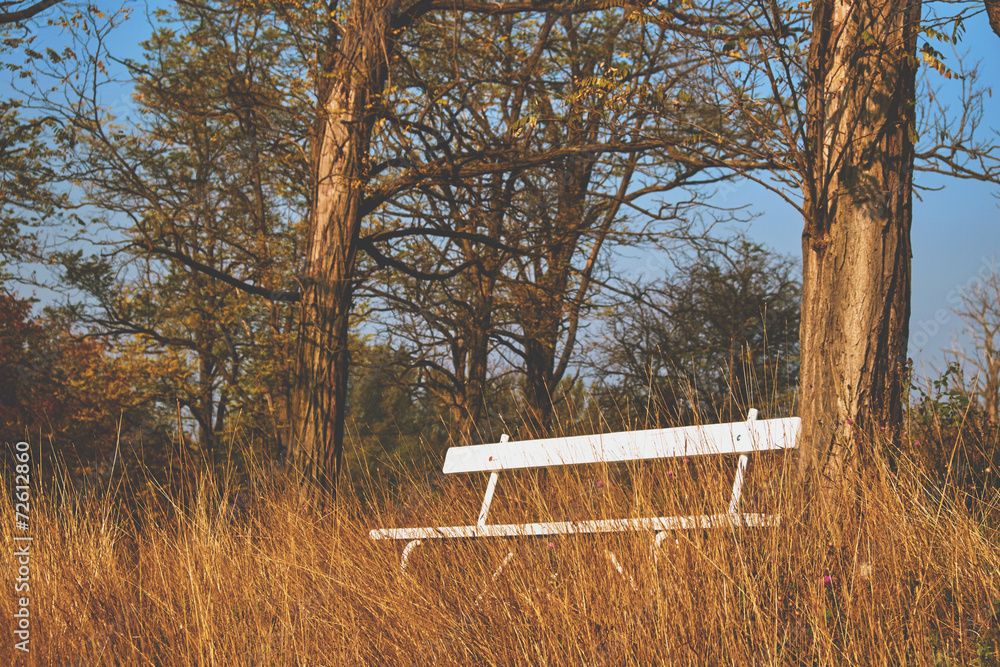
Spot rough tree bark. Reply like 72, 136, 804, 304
798, 0, 920, 510
289, 0, 398, 499
986, 0, 1000, 39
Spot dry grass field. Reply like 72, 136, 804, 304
3, 422, 1000, 666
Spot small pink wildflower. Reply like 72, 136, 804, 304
846, 418, 854, 425
595, 480, 605, 488
682, 458, 691, 464
666, 470, 674, 477
548, 542, 555, 548
822, 575, 834, 586
913, 441, 920, 447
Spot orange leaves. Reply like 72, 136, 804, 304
0, 290, 159, 459
919, 42, 955, 80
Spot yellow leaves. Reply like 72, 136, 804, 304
509, 114, 538, 140
921, 25, 956, 45
722, 38, 748, 57
919, 42, 955, 80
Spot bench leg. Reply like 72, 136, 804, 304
728, 454, 750, 518
651, 530, 679, 566
401, 539, 422, 574
604, 550, 638, 592
474, 550, 516, 606
726, 409, 757, 522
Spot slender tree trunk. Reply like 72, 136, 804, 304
194, 352, 218, 461
452, 186, 506, 445
798, 0, 920, 511
458, 305, 492, 443
520, 156, 592, 437
289, 1, 396, 500
430, 290, 493, 447
523, 337, 558, 436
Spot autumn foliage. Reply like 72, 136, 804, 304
0, 290, 162, 474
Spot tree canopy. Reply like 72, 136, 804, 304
1, 0, 998, 505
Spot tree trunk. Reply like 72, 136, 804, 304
451, 183, 507, 445
193, 351, 218, 462
799, 0, 920, 511
520, 155, 593, 437
457, 304, 492, 443
523, 337, 558, 436
288, 2, 396, 500
986, 0, 1000, 40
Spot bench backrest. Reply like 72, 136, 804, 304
442, 416, 800, 474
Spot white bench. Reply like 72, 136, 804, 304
370, 409, 800, 572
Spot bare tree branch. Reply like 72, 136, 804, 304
0, 0, 62, 25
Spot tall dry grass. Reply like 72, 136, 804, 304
3, 427, 1000, 666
